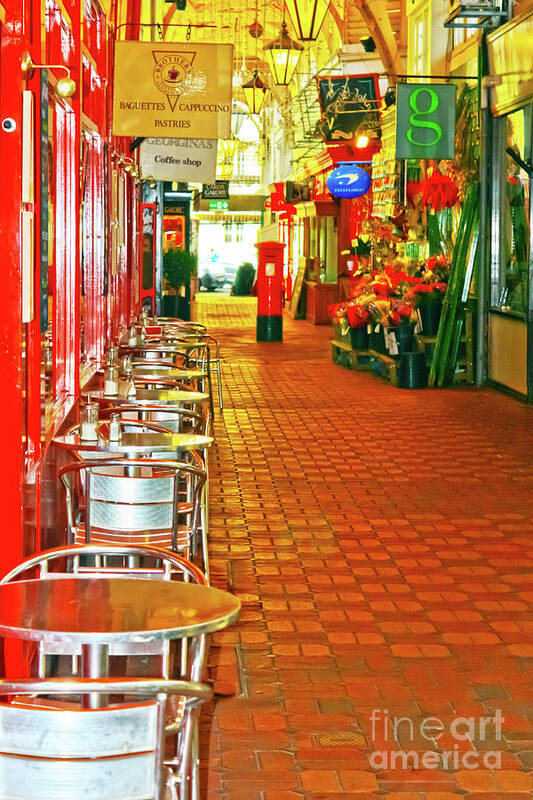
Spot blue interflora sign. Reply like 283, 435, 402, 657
327, 163, 371, 198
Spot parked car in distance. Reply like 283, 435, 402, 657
199, 260, 237, 291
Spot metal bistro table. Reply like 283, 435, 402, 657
0, 578, 240, 707
53, 431, 213, 459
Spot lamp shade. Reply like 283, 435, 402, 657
264, 22, 304, 85
285, 0, 330, 40
242, 72, 268, 115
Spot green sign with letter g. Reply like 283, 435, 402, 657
396, 83, 456, 160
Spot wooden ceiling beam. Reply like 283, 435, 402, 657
348, 0, 401, 80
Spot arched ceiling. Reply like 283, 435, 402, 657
128, 0, 402, 86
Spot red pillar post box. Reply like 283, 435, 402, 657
255, 241, 285, 342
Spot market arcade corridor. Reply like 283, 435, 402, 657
197, 293, 533, 800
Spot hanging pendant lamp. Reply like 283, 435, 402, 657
285, 0, 330, 40
264, 21, 304, 85
242, 71, 268, 115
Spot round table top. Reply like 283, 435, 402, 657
132, 367, 206, 381
0, 578, 241, 644
87, 387, 209, 406
53, 431, 213, 453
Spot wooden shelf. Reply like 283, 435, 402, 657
331, 340, 371, 371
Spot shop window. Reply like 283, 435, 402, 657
408, 4, 430, 76
452, 23, 478, 47
493, 107, 531, 314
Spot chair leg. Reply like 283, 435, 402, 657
206, 365, 215, 419
189, 710, 201, 800
200, 487, 210, 584
216, 360, 223, 410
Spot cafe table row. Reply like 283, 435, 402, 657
0, 315, 233, 798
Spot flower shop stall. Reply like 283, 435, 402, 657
329, 84, 479, 389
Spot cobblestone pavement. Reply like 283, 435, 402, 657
194, 293, 533, 800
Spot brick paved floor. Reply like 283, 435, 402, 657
194, 293, 533, 800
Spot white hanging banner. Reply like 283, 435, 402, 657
140, 137, 218, 182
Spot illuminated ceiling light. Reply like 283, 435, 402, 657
264, 21, 304, 85
285, 0, 330, 41
356, 134, 369, 148
241, 71, 268, 115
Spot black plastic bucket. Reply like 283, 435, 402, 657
350, 326, 369, 350
369, 327, 385, 354
419, 299, 442, 336
398, 352, 427, 389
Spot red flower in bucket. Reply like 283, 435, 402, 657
422, 172, 459, 212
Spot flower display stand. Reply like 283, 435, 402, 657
331, 325, 371, 371
331, 339, 371, 371
368, 349, 400, 387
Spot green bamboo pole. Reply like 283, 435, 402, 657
429, 183, 479, 386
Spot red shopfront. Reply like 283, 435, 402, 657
0, 0, 141, 583
283, 143, 377, 324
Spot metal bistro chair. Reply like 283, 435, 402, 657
161, 333, 223, 412
204, 334, 223, 411
96, 407, 211, 579
142, 337, 216, 417
59, 459, 206, 562
0, 677, 212, 800
157, 320, 207, 335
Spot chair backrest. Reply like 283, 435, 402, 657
0, 677, 211, 800
131, 359, 180, 369
133, 377, 193, 391
59, 459, 206, 547
98, 405, 207, 436
0, 543, 207, 586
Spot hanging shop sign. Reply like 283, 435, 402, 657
396, 83, 456, 160
487, 8, 533, 116
326, 162, 371, 198
140, 138, 217, 182
202, 180, 230, 199
113, 41, 233, 139
317, 74, 380, 141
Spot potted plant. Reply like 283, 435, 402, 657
231, 262, 255, 296
162, 248, 197, 320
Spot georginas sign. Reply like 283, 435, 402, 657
396, 83, 456, 160
327, 163, 371, 198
